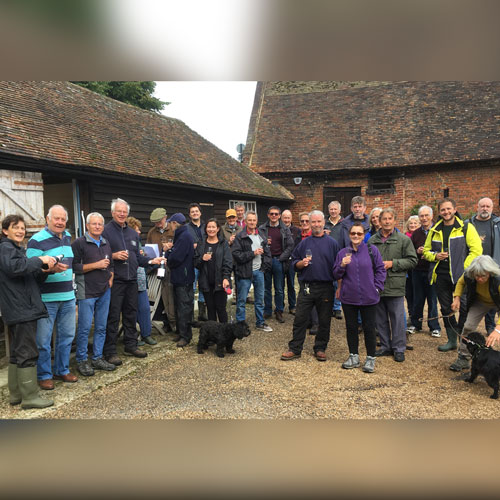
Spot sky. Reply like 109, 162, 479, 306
154, 81, 257, 160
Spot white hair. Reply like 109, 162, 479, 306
47, 205, 68, 221
328, 200, 341, 210
418, 205, 433, 217
309, 210, 325, 220
86, 212, 105, 224
465, 255, 500, 279
111, 198, 130, 214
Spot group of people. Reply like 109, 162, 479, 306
1, 193, 499, 410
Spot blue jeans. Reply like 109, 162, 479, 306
36, 299, 76, 380
137, 289, 152, 338
264, 257, 285, 315
286, 263, 297, 310
236, 270, 265, 326
332, 281, 342, 312
193, 267, 205, 303
76, 289, 111, 362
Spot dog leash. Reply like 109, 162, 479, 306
418, 313, 456, 322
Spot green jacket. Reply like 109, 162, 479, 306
423, 216, 483, 285
368, 230, 417, 297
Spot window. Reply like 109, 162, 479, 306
366, 173, 395, 194
229, 200, 256, 213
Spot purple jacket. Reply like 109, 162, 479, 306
333, 242, 386, 306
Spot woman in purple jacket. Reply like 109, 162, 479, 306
333, 222, 386, 373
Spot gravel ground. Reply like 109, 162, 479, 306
1, 302, 498, 420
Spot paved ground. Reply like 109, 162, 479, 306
1, 301, 498, 420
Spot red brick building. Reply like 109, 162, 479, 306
243, 81, 500, 228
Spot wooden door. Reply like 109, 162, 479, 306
0, 169, 45, 235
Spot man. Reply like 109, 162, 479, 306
167, 213, 196, 347
281, 210, 340, 361
324, 200, 344, 320
103, 198, 164, 364
235, 203, 246, 228
423, 197, 482, 356
71, 212, 116, 376
221, 208, 243, 245
27, 205, 78, 389
449, 197, 500, 372
147, 207, 176, 333
186, 202, 207, 322
369, 208, 417, 362
281, 209, 301, 315
232, 211, 272, 332
338, 196, 370, 248
408, 206, 441, 337
259, 206, 294, 323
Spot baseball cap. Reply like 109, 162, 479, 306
167, 213, 186, 224
226, 209, 237, 218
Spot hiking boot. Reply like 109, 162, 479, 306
394, 351, 405, 362
281, 350, 301, 361
275, 311, 285, 323
124, 348, 148, 358
105, 355, 123, 366
91, 358, 116, 371
342, 353, 360, 369
362, 356, 376, 373
141, 336, 157, 345
77, 360, 95, 377
176, 339, 189, 347
449, 355, 470, 371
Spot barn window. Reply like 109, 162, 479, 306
366, 173, 395, 194
229, 200, 256, 213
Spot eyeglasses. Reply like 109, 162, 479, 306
350, 232, 364, 236
269, 212, 280, 216
300, 220, 309, 224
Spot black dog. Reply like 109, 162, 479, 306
463, 331, 500, 399
197, 320, 251, 358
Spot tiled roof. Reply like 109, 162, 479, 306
245, 81, 500, 174
0, 81, 292, 200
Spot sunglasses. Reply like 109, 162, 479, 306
350, 232, 364, 236
300, 220, 309, 223
269, 212, 280, 216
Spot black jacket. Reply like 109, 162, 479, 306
232, 229, 271, 279
0, 237, 48, 325
258, 220, 294, 262
194, 237, 233, 292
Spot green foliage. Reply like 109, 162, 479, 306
72, 81, 169, 112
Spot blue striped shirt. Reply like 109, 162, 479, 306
27, 227, 75, 302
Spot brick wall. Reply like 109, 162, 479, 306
270, 161, 500, 229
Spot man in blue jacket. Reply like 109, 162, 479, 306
167, 213, 196, 347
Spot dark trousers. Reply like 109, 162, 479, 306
104, 281, 138, 356
288, 282, 334, 354
9, 320, 39, 367
342, 303, 377, 357
285, 263, 297, 310
435, 273, 459, 332
405, 272, 414, 322
376, 296, 406, 353
411, 269, 440, 331
174, 284, 194, 342
204, 287, 228, 323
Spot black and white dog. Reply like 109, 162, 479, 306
463, 331, 500, 399
197, 320, 251, 358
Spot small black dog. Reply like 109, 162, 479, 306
463, 331, 500, 399
197, 320, 251, 358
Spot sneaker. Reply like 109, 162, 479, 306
142, 336, 157, 345
77, 360, 95, 377
137, 339, 145, 346
256, 323, 273, 332
342, 353, 360, 369
431, 330, 441, 338
406, 326, 417, 334
91, 358, 116, 371
362, 356, 376, 373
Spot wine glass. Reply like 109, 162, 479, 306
305, 249, 312, 263
345, 247, 353, 258
103, 254, 109, 271
207, 246, 213, 257
60, 256, 69, 276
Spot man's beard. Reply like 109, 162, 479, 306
312, 227, 323, 235
479, 211, 491, 219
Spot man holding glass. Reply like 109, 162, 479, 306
27, 204, 78, 389
281, 210, 340, 362
71, 212, 116, 377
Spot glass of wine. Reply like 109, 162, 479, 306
305, 249, 312, 263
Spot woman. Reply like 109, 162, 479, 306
0, 214, 56, 409
405, 215, 420, 237
194, 218, 233, 323
126, 217, 157, 346
449, 255, 500, 372
333, 222, 387, 372
404, 215, 421, 329
364, 207, 382, 243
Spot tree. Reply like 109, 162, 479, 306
72, 81, 169, 112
